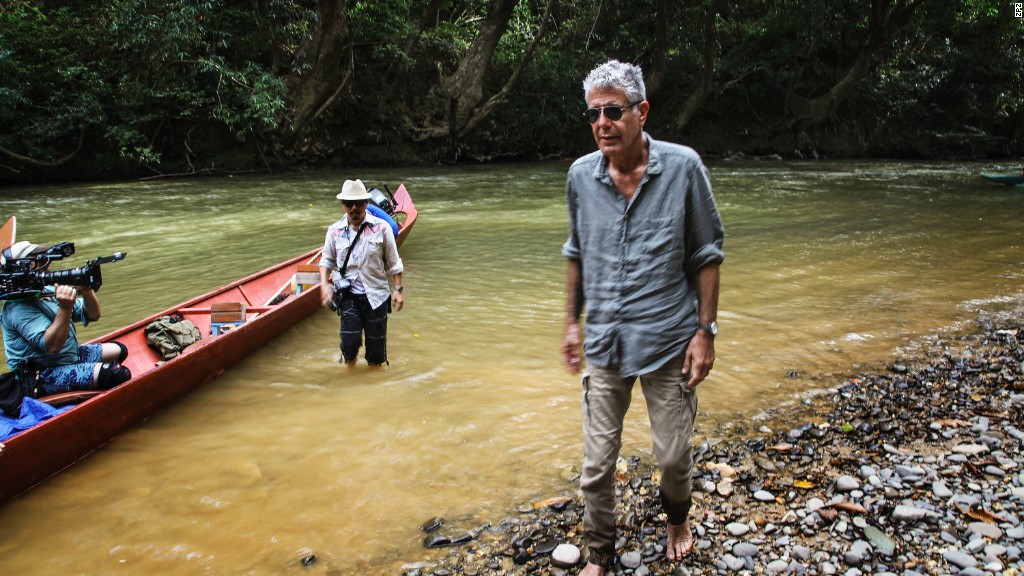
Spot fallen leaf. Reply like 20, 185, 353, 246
768, 443, 794, 451
827, 501, 868, 515
533, 496, 573, 510
818, 507, 838, 521
970, 410, 1010, 421
957, 503, 1009, 524
930, 419, 971, 427
794, 480, 816, 489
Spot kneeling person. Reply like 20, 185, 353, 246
1, 241, 131, 394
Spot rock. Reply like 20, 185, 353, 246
891, 505, 939, 522
423, 534, 450, 548
732, 542, 759, 557
953, 443, 990, 456
932, 480, 953, 499
863, 525, 895, 556
968, 522, 1003, 539
844, 540, 872, 565
620, 551, 642, 569
551, 543, 580, 568
726, 522, 751, 536
420, 517, 444, 533
835, 475, 861, 492
943, 549, 978, 569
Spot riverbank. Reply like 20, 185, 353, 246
399, 307, 1024, 576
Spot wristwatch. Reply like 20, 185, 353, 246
698, 321, 718, 336
395, 285, 404, 293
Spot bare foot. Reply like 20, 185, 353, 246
579, 562, 606, 576
666, 518, 693, 561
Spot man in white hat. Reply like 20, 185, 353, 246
1, 240, 131, 395
319, 179, 405, 366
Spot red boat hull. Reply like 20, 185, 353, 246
0, 184, 417, 505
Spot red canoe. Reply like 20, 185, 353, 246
0, 183, 417, 505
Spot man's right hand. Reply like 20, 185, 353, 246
562, 322, 582, 374
320, 284, 334, 309
53, 285, 78, 310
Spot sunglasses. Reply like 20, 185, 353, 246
342, 200, 368, 208
583, 100, 642, 124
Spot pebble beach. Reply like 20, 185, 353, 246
393, 307, 1024, 576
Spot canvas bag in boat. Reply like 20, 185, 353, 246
145, 315, 201, 360
0, 363, 39, 417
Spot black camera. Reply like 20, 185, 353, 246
0, 242, 127, 300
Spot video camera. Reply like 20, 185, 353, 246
0, 242, 127, 300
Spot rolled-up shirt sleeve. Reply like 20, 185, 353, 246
684, 162, 725, 275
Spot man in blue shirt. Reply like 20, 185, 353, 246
1, 241, 130, 395
561, 60, 724, 574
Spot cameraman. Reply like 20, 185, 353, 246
1, 241, 130, 394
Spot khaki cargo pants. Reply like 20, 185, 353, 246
579, 354, 698, 568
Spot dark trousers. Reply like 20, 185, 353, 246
338, 291, 389, 365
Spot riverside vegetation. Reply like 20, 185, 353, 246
2, 1, 1022, 185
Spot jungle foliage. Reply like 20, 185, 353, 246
0, 0, 1021, 182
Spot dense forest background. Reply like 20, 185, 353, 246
1, 0, 1022, 184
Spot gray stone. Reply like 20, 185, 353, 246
722, 553, 745, 571
732, 542, 759, 557
792, 545, 811, 561
863, 525, 895, 556
619, 550, 642, 569
953, 443, 989, 456
943, 550, 978, 569
891, 505, 938, 522
754, 490, 776, 502
726, 522, 751, 536
932, 480, 953, 499
836, 475, 861, 492
968, 521, 1003, 539
551, 543, 581, 568
984, 543, 1007, 559
844, 540, 872, 565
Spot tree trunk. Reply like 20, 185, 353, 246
383, 0, 446, 97
285, 0, 353, 141
438, 0, 518, 137
788, 0, 924, 127
671, 0, 721, 130
645, 0, 669, 96
456, 0, 556, 139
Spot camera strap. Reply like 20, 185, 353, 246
338, 221, 368, 285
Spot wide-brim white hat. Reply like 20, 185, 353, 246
1, 240, 50, 269
336, 179, 372, 201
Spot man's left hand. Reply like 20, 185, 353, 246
683, 331, 715, 389
391, 290, 404, 312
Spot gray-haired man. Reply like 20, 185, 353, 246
561, 60, 725, 575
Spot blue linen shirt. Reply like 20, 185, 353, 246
2, 288, 89, 370
562, 134, 725, 377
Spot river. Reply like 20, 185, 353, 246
0, 159, 1022, 575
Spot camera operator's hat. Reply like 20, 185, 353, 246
336, 179, 372, 202
0, 241, 49, 269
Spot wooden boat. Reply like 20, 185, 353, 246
0, 184, 417, 505
980, 173, 1024, 186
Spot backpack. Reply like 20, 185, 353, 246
145, 315, 201, 360
0, 364, 39, 417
